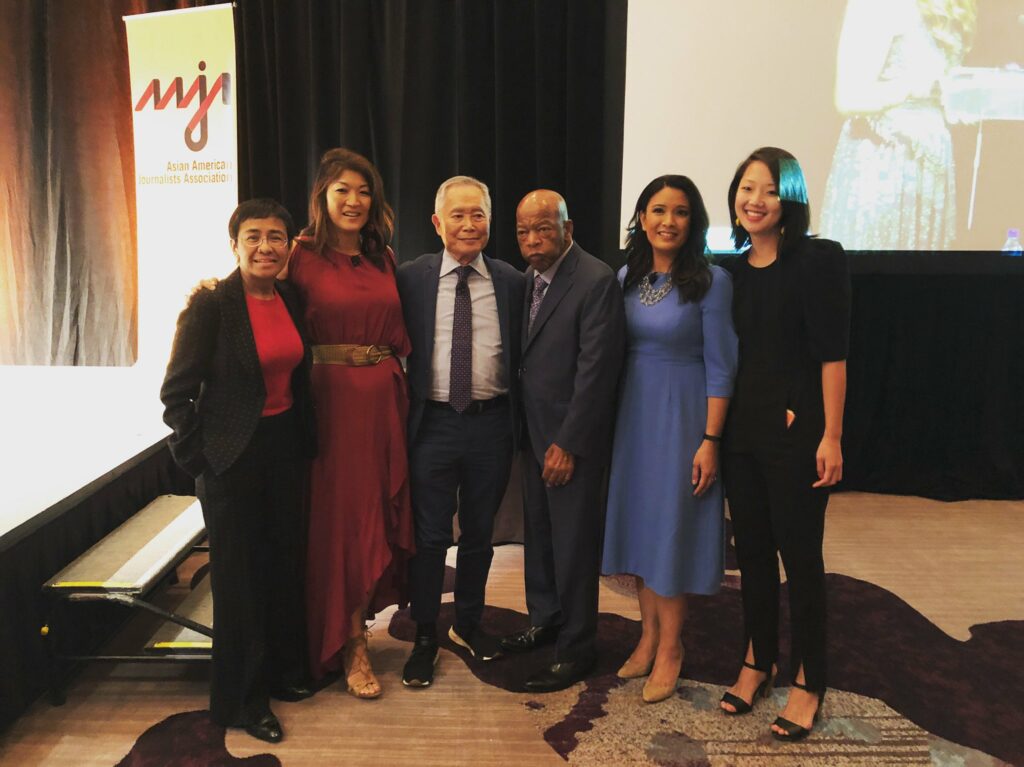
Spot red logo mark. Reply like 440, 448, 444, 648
134, 61, 231, 152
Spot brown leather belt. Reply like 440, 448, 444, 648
312, 344, 394, 366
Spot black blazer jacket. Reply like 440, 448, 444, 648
520, 242, 626, 466
719, 237, 851, 453
160, 269, 317, 478
396, 251, 526, 448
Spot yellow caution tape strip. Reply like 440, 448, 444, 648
152, 641, 212, 649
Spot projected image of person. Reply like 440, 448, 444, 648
819, 0, 976, 249
718, 149, 850, 742
289, 148, 414, 699
601, 176, 738, 704
161, 199, 316, 743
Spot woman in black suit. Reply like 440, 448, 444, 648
161, 198, 317, 743
717, 148, 850, 741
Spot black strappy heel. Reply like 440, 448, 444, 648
719, 661, 775, 716
771, 681, 824, 741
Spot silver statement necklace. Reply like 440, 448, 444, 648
638, 272, 674, 306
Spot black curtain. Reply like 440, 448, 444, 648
233, 0, 628, 267
842, 270, 1024, 500
228, 0, 1024, 501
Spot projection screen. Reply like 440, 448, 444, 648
621, 0, 1024, 252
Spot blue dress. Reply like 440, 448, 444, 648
601, 265, 738, 597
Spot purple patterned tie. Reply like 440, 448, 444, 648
449, 265, 473, 412
528, 273, 548, 332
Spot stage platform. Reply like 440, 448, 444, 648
0, 363, 195, 732
0, 365, 171, 543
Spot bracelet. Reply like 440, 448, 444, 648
703, 433, 722, 443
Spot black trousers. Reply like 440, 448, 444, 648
723, 446, 829, 693
196, 409, 308, 726
407, 401, 513, 634
521, 443, 606, 663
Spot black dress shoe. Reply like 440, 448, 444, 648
244, 712, 283, 743
402, 633, 439, 687
270, 682, 314, 702
500, 625, 559, 653
449, 626, 503, 661
523, 657, 596, 693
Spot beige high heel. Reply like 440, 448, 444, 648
616, 655, 655, 679
641, 644, 684, 703
343, 633, 382, 699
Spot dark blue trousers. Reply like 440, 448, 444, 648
407, 401, 513, 633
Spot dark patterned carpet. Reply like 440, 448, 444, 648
387, 573, 1024, 765
116, 710, 281, 767
116, 563, 1023, 766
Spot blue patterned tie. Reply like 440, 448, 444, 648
528, 273, 548, 332
449, 265, 473, 412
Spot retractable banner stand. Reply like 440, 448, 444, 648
124, 4, 238, 369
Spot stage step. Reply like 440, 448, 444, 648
43, 495, 204, 595
145, 572, 212, 654
41, 494, 211, 704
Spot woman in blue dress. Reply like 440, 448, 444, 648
601, 175, 739, 703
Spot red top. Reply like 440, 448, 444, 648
245, 292, 303, 416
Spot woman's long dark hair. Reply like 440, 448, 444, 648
301, 147, 394, 270
623, 175, 711, 303
728, 147, 811, 258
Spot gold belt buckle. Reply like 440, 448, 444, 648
364, 345, 384, 365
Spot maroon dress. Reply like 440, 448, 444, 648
288, 240, 414, 678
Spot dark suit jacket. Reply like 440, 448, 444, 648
160, 269, 316, 478
396, 251, 526, 447
520, 242, 625, 466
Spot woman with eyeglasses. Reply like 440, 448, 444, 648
161, 198, 317, 743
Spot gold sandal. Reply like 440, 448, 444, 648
343, 633, 382, 699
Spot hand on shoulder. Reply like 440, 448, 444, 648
184, 277, 220, 309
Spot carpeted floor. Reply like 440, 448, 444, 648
383, 575, 1024, 767
114, 571, 1023, 767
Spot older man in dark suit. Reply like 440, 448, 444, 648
500, 190, 625, 692
396, 176, 526, 688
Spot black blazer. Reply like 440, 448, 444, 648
719, 237, 851, 452
396, 251, 526, 448
520, 242, 626, 465
160, 269, 317, 478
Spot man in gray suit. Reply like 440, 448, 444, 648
500, 190, 625, 692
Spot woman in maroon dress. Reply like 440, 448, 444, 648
288, 148, 414, 698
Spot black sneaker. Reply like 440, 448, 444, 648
402, 634, 439, 687
448, 625, 504, 661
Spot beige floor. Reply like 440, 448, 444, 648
823, 492, 1024, 640
1, 492, 1021, 766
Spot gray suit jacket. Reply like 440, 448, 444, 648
397, 251, 527, 447
520, 242, 625, 466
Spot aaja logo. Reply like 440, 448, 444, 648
134, 61, 231, 152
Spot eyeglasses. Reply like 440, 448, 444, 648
241, 233, 289, 247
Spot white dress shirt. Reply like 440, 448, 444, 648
430, 250, 507, 401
